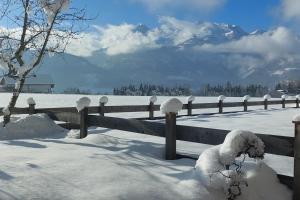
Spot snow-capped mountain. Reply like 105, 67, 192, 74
34, 21, 300, 92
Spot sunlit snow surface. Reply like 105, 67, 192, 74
0, 93, 295, 199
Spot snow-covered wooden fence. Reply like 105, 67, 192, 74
0, 97, 299, 197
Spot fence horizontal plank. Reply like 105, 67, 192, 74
247, 101, 265, 106
285, 100, 296, 104
176, 125, 294, 157
103, 105, 150, 113
36, 107, 78, 113
87, 115, 293, 157
192, 103, 218, 109
222, 102, 244, 108
268, 100, 284, 105
47, 112, 80, 124
87, 115, 165, 137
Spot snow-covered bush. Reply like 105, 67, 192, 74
263, 94, 271, 100
218, 95, 226, 101
243, 95, 251, 101
149, 95, 157, 103
27, 97, 36, 105
76, 97, 91, 112
99, 96, 109, 105
195, 130, 265, 200
160, 98, 183, 114
187, 95, 195, 102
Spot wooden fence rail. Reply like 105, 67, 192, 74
0, 99, 298, 118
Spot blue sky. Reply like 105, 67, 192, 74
73, 0, 287, 32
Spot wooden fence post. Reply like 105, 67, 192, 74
165, 112, 177, 160
99, 96, 108, 117
296, 95, 300, 108
27, 97, 36, 115
187, 96, 195, 116
282, 99, 286, 109
264, 99, 268, 110
263, 94, 271, 110
243, 100, 247, 112
149, 96, 157, 120
99, 102, 105, 116
243, 95, 250, 112
28, 103, 35, 115
160, 98, 182, 160
79, 107, 88, 138
218, 100, 223, 113
292, 117, 300, 200
149, 101, 154, 119
218, 95, 225, 114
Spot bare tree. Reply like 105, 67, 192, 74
0, 0, 87, 125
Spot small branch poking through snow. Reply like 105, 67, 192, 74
76, 97, 91, 112
160, 98, 182, 114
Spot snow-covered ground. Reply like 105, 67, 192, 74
0, 93, 296, 199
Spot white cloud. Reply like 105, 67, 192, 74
280, 0, 300, 21
159, 16, 211, 45
196, 27, 300, 61
95, 24, 160, 56
131, 0, 226, 13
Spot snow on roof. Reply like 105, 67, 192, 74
3, 74, 54, 85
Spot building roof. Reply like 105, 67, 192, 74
1, 74, 54, 85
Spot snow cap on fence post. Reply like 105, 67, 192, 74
187, 95, 195, 103
281, 94, 288, 100
76, 97, 91, 112
99, 96, 108, 105
218, 95, 226, 101
27, 97, 36, 105
296, 95, 300, 100
263, 94, 271, 100
243, 95, 251, 101
160, 98, 183, 114
27, 97, 36, 115
149, 95, 157, 103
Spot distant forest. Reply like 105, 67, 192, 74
112, 82, 269, 97
113, 84, 191, 96
197, 82, 269, 97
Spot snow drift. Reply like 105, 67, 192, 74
0, 114, 66, 140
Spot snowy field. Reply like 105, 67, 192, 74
0, 93, 296, 200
